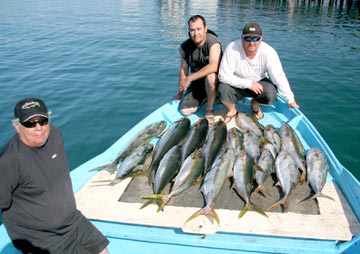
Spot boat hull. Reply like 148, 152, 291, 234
1, 98, 359, 254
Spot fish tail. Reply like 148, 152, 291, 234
319, 193, 335, 201
91, 178, 121, 186
299, 169, 306, 185
139, 199, 163, 210
89, 163, 117, 174
142, 194, 171, 212
253, 185, 271, 198
184, 206, 220, 225
268, 196, 287, 211
147, 165, 156, 186
298, 192, 334, 204
238, 203, 268, 219
139, 200, 153, 209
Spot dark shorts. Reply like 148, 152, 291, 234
218, 78, 277, 105
180, 78, 207, 109
12, 213, 109, 254
57, 215, 109, 254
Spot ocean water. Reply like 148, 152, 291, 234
0, 0, 359, 180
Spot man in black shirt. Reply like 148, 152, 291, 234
173, 15, 222, 125
0, 98, 109, 254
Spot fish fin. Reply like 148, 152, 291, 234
284, 199, 290, 212
298, 165, 307, 185
254, 164, 264, 172
147, 165, 156, 186
139, 199, 162, 210
298, 192, 334, 204
142, 194, 170, 212
139, 200, 154, 209
143, 153, 153, 170
239, 203, 268, 219
319, 193, 335, 201
184, 206, 220, 225
258, 137, 271, 147
88, 163, 117, 174
268, 196, 287, 211
253, 185, 271, 198
192, 175, 203, 186
91, 178, 122, 186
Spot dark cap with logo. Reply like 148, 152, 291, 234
242, 22, 262, 35
14, 98, 49, 122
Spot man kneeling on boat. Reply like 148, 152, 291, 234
217, 22, 299, 123
173, 15, 222, 125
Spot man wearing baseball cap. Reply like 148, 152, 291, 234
217, 22, 299, 122
0, 98, 110, 254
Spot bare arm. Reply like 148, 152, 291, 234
173, 48, 189, 100
179, 43, 221, 91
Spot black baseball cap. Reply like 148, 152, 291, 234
14, 98, 49, 122
243, 22, 262, 35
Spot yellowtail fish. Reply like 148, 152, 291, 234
233, 150, 268, 219
90, 120, 166, 173
185, 147, 235, 225
280, 123, 306, 184
143, 149, 204, 212
235, 112, 264, 137
141, 145, 182, 209
148, 118, 190, 185
202, 120, 227, 174
299, 147, 334, 203
268, 150, 299, 212
181, 118, 208, 162
254, 148, 275, 197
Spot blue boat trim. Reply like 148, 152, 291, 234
1, 97, 359, 254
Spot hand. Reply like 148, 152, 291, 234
179, 76, 191, 92
288, 100, 300, 109
172, 90, 183, 100
251, 82, 264, 95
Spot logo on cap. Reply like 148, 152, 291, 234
22, 101, 41, 110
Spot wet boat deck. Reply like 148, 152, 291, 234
75, 165, 360, 241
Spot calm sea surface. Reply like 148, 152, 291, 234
0, 0, 359, 180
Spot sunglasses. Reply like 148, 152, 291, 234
21, 118, 49, 128
243, 36, 261, 42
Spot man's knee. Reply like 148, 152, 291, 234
205, 73, 217, 88
180, 107, 198, 116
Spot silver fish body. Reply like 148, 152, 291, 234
91, 120, 166, 173
202, 120, 228, 174
233, 150, 267, 218
300, 147, 334, 203
181, 118, 209, 162
263, 124, 281, 159
280, 123, 306, 184
243, 130, 261, 163
143, 149, 205, 212
115, 143, 154, 179
153, 145, 182, 194
227, 127, 244, 156
235, 112, 264, 137
268, 150, 298, 212
148, 117, 191, 184
185, 147, 235, 224
254, 148, 275, 196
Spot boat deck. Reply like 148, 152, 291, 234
75, 166, 359, 241
75, 111, 360, 242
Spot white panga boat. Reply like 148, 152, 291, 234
1, 97, 359, 254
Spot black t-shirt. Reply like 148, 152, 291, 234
180, 32, 221, 73
0, 126, 81, 249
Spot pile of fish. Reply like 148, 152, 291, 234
92, 112, 334, 225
